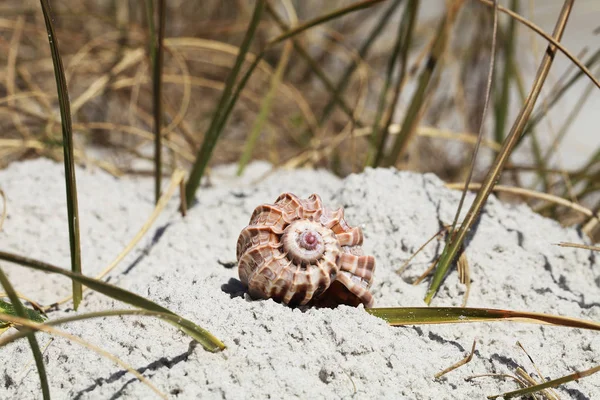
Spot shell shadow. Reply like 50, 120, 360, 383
221, 278, 246, 299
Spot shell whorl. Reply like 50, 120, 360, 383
236, 193, 375, 307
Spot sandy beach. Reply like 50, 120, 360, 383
0, 158, 599, 399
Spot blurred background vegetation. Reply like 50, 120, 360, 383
0, 0, 598, 239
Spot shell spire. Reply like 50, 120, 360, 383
236, 193, 376, 307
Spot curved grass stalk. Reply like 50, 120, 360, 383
447, 0, 498, 292
0, 309, 210, 347
0, 312, 167, 399
0, 251, 225, 352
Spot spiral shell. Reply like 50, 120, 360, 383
236, 193, 375, 307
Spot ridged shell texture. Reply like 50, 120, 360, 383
237, 193, 375, 307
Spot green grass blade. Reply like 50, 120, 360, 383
0, 309, 219, 350
367, 307, 600, 330
146, 0, 166, 204
493, 0, 517, 143
0, 251, 226, 352
185, 0, 265, 206
488, 364, 600, 399
0, 268, 50, 399
424, 0, 574, 304
39, 0, 83, 310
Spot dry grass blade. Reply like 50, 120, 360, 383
366, 306, 600, 331
0, 312, 167, 399
0, 269, 49, 399
446, 182, 600, 225
352, 124, 503, 151
457, 250, 470, 307
396, 226, 449, 275
435, 339, 477, 379
46, 169, 185, 310
185, 0, 265, 206
515, 341, 561, 400
556, 242, 600, 252
39, 0, 83, 310
487, 364, 600, 399
424, 0, 574, 304
0, 251, 226, 352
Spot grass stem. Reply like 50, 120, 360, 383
39, 0, 83, 310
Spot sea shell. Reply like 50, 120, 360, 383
236, 193, 375, 307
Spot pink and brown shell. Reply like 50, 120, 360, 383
236, 193, 375, 307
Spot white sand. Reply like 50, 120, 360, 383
0, 158, 599, 399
